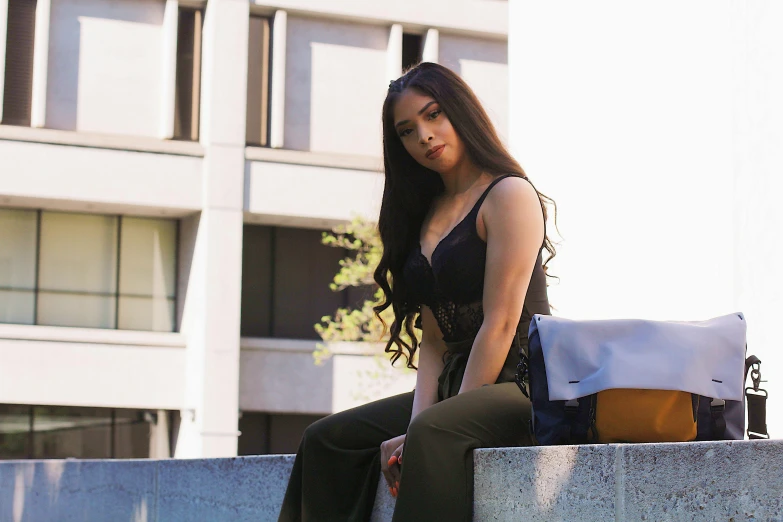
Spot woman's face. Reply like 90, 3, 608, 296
392, 88, 465, 174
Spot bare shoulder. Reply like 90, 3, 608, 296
484, 175, 540, 208
481, 175, 542, 224
478, 175, 543, 240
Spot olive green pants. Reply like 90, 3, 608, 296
277, 382, 533, 522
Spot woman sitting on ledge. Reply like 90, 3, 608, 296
278, 62, 556, 522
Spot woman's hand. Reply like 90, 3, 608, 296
380, 433, 406, 497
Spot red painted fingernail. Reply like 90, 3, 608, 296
387, 456, 397, 467
392, 488, 398, 497
395, 481, 400, 488
389, 487, 394, 495
398, 456, 403, 464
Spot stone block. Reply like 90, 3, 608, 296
156, 455, 294, 522
620, 440, 783, 521
473, 444, 617, 522
370, 476, 395, 522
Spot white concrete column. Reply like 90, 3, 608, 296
422, 28, 439, 64
269, 9, 286, 149
149, 409, 171, 459
176, 0, 248, 459
0, 0, 9, 123
159, 0, 179, 139
30, 0, 51, 128
386, 23, 403, 82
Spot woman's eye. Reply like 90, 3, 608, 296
398, 128, 412, 138
428, 110, 441, 120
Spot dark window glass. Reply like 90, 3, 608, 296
32, 406, 113, 459
2, 0, 37, 126
237, 412, 324, 456
273, 227, 346, 339
0, 404, 32, 459
173, 8, 203, 141
402, 33, 423, 72
241, 225, 370, 339
246, 16, 272, 146
240, 225, 273, 337
0, 404, 163, 459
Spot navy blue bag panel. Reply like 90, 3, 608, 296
528, 325, 565, 444
696, 396, 743, 440
528, 320, 592, 444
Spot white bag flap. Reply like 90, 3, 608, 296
535, 313, 747, 401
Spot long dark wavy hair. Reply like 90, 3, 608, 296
373, 62, 558, 369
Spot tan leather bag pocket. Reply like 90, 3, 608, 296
594, 388, 698, 443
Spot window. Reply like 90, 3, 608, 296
118, 218, 177, 331
173, 7, 203, 141
246, 15, 272, 146
0, 209, 178, 331
2, 0, 37, 126
241, 225, 372, 339
238, 412, 324, 455
0, 404, 171, 460
0, 209, 37, 324
402, 32, 423, 72
37, 212, 119, 329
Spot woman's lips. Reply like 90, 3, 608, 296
426, 145, 445, 160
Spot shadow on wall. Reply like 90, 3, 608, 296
0, 459, 157, 521
438, 35, 508, 77
438, 35, 509, 141
45, 0, 165, 133
284, 17, 388, 155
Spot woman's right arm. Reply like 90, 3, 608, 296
381, 305, 447, 496
409, 305, 447, 425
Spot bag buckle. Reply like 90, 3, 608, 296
750, 361, 767, 393
710, 398, 725, 413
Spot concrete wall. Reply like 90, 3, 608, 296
0, 134, 202, 214
509, 0, 781, 437
244, 159, 384, 228
46, 0, 166, 137
239, 339, 417, 415
0, 324, 185, 410
0, 440, 780, 521
284, 16, 388, 156
250, 0, 508, 38
440, 34, 509, 141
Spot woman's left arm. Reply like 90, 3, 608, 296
458, 177, 545, 393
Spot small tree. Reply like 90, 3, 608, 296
314, 215, 416, 369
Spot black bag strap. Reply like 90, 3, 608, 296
745, 355, 769, 439
513, 329, 529, 398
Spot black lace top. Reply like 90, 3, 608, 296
402, 174, 552, 394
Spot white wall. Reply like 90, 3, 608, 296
0, 139, 202, 213
46, 0, 165, 137
245, 159, 384, 228
509, 0, 781, 437
284, 16, 388, 156
440, 34, 509, 141
0, 325, 185, 410
239, 339, 417, 415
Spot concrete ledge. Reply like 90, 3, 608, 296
0, 441, 780, 521
0, 125, 204, 157
473, 440, 783, 521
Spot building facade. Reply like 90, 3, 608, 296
0, 0, 509, 459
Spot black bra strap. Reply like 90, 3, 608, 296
471, 174, 547, 248
470, 174, 519, 215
